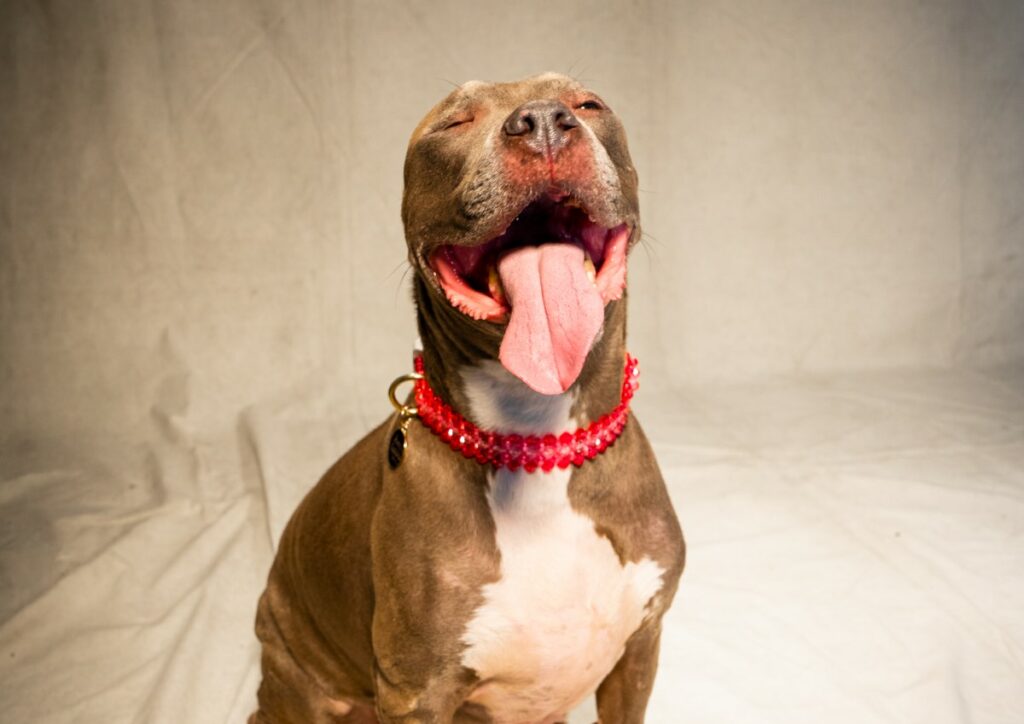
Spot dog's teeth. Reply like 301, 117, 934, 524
583, 251, 597, 284
488, 263, 507, 306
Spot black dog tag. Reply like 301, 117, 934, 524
387, 427, 407, 469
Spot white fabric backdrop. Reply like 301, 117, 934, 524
3, 0, 1022, 452
1, 1, 1022, 723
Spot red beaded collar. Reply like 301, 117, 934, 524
402, 354, 639, 473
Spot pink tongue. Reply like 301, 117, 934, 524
497, 243, 605, 395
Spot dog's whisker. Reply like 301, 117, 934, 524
385, 257, 410, 279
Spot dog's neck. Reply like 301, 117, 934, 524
413, 277, 628, 431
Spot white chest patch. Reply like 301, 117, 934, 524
458, 362, 665, 724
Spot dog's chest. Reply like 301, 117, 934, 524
457, 363, 664, 723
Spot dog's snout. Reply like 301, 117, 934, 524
502, 100, 579, 156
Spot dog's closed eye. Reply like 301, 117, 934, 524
440, 116, 474, 131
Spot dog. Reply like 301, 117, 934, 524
250, 72, 685, 724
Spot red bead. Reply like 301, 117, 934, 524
572, 429, 587, 466
540, 434, 557, 471
495, 436, 510, 468
487, 434, 502, 467
595, 419, 610, 452
557, 432, 574, 469
457, 422, 473, 457
523, 436, 541, 473
504, 434, 523, 471
475, 431, 493, 464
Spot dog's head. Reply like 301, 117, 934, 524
403, 73, 639, 395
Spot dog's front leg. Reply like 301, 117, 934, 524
594, 623, 663, 724
369, 471, 495, 724
372, 655, 472, 724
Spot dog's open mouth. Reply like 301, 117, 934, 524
429, 193, 631, 395
429, 193, 630, 322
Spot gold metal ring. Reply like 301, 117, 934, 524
387, 372, 424, 416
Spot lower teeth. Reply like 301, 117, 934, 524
583, 252, 597, 284
488, 264, 507, 306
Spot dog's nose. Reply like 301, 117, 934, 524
502, 100, 579, 156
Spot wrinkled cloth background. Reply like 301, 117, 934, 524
1, 1, 1023, 723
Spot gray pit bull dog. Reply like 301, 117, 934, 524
250, 72, 685, 724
